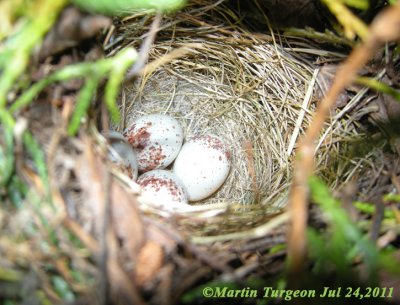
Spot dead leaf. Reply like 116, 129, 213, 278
135, 241, 164, 287
108, 257, 145, 305
75, 138, 106, 233
110, 181, 145, 262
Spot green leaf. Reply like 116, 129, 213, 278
23, 132, 51, 201
67, 77, 99, 135
8, 176, 28, 208
321, 0, 369, 40
0, 267, 22, 282
269, 244, 286, 254
0, 0, 67, 107
52, 276, 75, 301
12, 48, 137, 131
356, 76, 400, 101
71, 0, 186, 15
0, 127, 14, 186
344, 0, 369, 10
308, 176, 380, 279
104, 48, 138, 122
383, 193, 400, 202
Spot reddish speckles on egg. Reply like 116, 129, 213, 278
139, 145, 166, 172
137, 170, 188, 206
192, 135, 231, 161
124, 126, 151, 150
124, 114, 184, 173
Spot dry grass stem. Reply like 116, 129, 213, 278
288, 2, 400, 275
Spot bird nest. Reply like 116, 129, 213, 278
103, 0, 364, 238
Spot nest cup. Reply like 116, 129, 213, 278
111, 1, 361, 216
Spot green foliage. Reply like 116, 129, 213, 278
0, 0, 66, 209
52, 276, 75, 301
0, 0, 25, 40
0, 125, 14, 186
322, 0, 369, 39
383, 193, 400, 202
7, 176, 28, 208
23, 132, 50, 196
0, 0, 67, 107
269, 244, 286, 254
0, 267, 22, 282
321, 1, 400, 103
343, 0, 369, 10
0, 1, 140, 210
308, 176, 400, 282
354, 201, 396, 219
71, 0, 186, 15
10, 48, 138, 135
34, 290, 53, 305
104, 51, 138, 122
284, 28, 355, 47
356, 76, 400, 102
0, 109, 50, 203
308, 176, 377, 279
0, 109, 48, 209
67, 77, 99, 135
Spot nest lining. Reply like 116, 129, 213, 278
118, 41, 311, 205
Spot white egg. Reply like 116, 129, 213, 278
107, 130, 139, 180
137, 170, 188, 207
173, 135, 231, 201
124, 114, 184, 173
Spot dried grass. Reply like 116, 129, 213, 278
107, 0, 366, 223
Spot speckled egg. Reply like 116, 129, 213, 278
107, 130, 139, 180
173, 135, 231, 201
124, 114, 184, 173
137, 170, 188, 206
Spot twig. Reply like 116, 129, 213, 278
243, 140, 259, 203
126, 13, 162, 80
370, 197, 385, 242
191, 212, 290, 244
